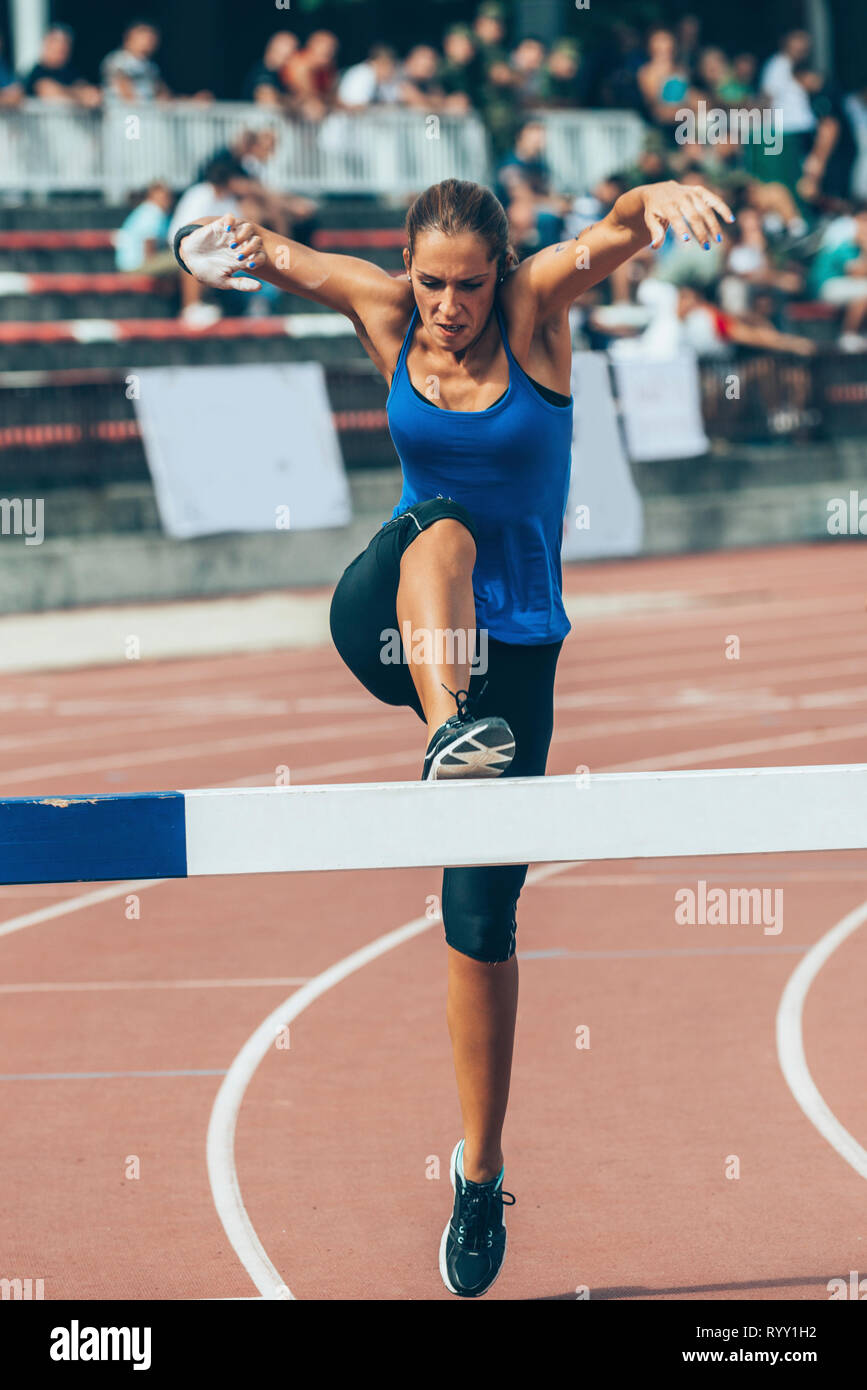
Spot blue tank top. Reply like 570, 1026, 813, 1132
384, 300, 573, 645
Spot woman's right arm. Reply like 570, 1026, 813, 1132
176, 215, 406, 341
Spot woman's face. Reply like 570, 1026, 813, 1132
404, 229, 499, 353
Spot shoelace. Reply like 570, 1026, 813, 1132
455, 1183, 516, 1253
440, 679, 489, 724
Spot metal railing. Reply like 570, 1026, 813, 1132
536, 109, 645, 196
0, 99, 644, 200
2, 351, 864, 494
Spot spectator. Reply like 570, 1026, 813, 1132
807, 203, 867, 300
242, 32, 298, 107
510, 36, 548, 107
101, 21, 168, 102
506, 177, 564, 258
622, 131, 674, 189
674, 14, 702, 81
0, 35, 23, 106
283, 30, 339, 120
793, 63, 858, 208
337, 44, 400, 108
676, 281, 816, 356
398, 46, 446, 109
759, 30, 816, 190
167, 157, 252, 325
696, 47, 732, 106
720, 206, 804, 312
476, 56, 517, 158
565, 174, 628, 238
194, 128, 317, 241
597, 22, 645, 112
718, 52, 757, 103
25, 25, 101, 107
495, 119, 551, 203
538, 39, 586, 108
472, 3, 508, 70
439, 26, 481, 112
115, 181, 175, 274
845, 87, 867, 201
637, 28, 697, 131
807, 205, 867, 346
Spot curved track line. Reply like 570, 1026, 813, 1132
776, 898, 867, 1180
204, 859, 571, 1300
205, 911, 439, 1299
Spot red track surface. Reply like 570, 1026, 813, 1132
1, 541, 866, 1301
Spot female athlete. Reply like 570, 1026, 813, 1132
174, 172, 733, 1297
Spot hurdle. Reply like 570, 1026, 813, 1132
2, 764, 866, 885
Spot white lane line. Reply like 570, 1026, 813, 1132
537, 869, 867, 887
605, 722, 867, 774
776, 898, 867, 1181
205, 912, 436, 1301
0, 1069, 227, 1081
0, 977, 311, 995
0, 880, 161, 940
522, 945, 808, 959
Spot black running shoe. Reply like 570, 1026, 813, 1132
439, 1139, 516, 1298
422, 682, 515, 782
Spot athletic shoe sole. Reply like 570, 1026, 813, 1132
438, 1139, 508, 1298
426, 720, 515, 781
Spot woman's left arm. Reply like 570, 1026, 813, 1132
520, 180, 735, 321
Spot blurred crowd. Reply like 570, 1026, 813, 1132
6, 10, 867, 351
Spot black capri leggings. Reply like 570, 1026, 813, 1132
329, 496, 563, 964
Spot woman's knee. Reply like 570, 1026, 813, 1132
441, 864, 525, 964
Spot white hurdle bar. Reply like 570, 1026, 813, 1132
2, 764, 867, 885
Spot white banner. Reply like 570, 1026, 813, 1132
133, 362, 352, 539
562, 351, 643, 561
611, 351, 709, 462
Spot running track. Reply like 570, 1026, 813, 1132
1, 542, 866, 1301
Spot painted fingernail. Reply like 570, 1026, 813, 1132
237, 253, 244, 261
728, 214, 736, 222
225, 224, 231, 231
682, 233, 689, 241
715, 234, 722, 242
248, 261, 256, 269
703, 241, 710, 250
230, 242, 238, 249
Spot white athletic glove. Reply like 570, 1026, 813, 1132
177, 217, 264, 292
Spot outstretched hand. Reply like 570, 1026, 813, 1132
641, 181, 735, 251
179, 217, 264, 292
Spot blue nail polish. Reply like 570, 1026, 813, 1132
237, 253, 244, 260
703, 241, 710, 250
728, 214, 736, 222
225, 224, 231, 231
230, 242, 238, 249
715, 234, 722, 242
682, 233, 689, 241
